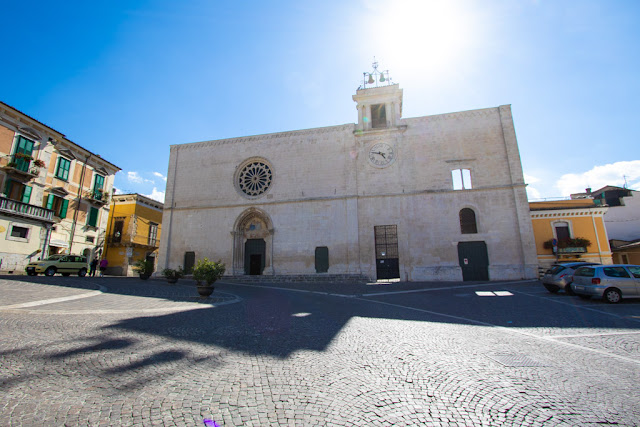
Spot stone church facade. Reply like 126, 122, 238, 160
158, 79, 538, 282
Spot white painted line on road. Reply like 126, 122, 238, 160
545, 330, 640, 339
511, 289, 640, 324
476, 291, 496, 296
361, 280, 538, 297
0, 285, 106, 310
359, 297, 640, 366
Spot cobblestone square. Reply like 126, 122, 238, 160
1, 276, 639, 426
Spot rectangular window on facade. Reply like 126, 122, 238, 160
86, 236, 95, 243
4, 180, 31, 203
148, 222, 158, 246
10, 225, 29, 239
371, 104, 387, 128
55, 157, 71, 181
452, 169, 472, 190
87, 206, 99, 227
554, 222, 570, 243
13, 136, 35, 172
112, 219, 124, 242
45, 194, 69, 218
93, 174, 105, 199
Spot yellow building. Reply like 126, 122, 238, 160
104, 194, 163, 276
530, 199, 612, 270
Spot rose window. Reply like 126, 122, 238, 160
237, 161, 272, 197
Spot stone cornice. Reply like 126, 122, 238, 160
172, 123, 355, 152
165, 183, 526, 212
530, 208, 608, 218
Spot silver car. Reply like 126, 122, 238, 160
541, 262, 599, 294
571, 264, 640, 303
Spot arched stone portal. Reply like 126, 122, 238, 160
232, 208, 274, 275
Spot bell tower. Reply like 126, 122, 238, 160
353, 60, 403, 132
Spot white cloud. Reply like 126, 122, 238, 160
127, 171, 144, 184
523, 173, 540, 184
555, 161, 640, 196
153, 172, 167, 182
127, 171, 154, 184
144, 187, 165, 203
526, 186, 542, 200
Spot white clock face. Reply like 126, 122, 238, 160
368, 142, 395, 167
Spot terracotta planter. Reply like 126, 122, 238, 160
167, 277, 179, 284
197, 285, 214, 298
139, 273, 150, 280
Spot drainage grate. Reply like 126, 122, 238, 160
486, 354, 549, 367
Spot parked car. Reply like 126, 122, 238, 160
571, 264, 640, 303
541, 262, 600, 294
25, 255, 88, 277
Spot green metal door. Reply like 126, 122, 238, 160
457, 241, 489, 281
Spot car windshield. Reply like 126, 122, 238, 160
46, 255, 64, 261
549, 266, 566, 275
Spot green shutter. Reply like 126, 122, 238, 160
59, 199, 69, 219
14, 137, 35, 172
88, 207, 98, 227
21, 186, 32, 203
46, 194, 54, 210
56, 158, 70, 181
4, 178, 12, 195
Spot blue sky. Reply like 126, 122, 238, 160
1, 0, 639, 202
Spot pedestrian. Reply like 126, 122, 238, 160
99, 258, 108, 277
90, 258, 98, 277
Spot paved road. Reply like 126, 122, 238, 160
1, 276, 639, 426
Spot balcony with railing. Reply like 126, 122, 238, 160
85, 188, 108, 205
1, 154, 42, 181
107, 232, 158, 248
0, 196, 54, 222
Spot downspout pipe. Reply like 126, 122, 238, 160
68, 154, 90, 253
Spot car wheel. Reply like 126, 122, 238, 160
62, 273, 71, 277
578, 294, 591, 300
564, 283, 575, 296
44, 267, 56, 276
78, 268, 87, 277
604, 288, 621, 304
543, 284, 559, 294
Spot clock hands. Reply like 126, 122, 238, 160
372, 151, 386, 159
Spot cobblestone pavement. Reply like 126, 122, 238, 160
1, 275, 639, 426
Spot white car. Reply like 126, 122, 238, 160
571, 264, 640, 303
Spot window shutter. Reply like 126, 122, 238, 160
21, 186, 32, 203
60, 199, 69, 219
46, 194, 54, 210
88, 207, 99, 227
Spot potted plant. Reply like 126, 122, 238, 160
133, 258, 154, 280
33, 159, 46, 168
192, 258, 225, 297
162, 266, 184, 284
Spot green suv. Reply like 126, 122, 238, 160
25, 255, 89, 277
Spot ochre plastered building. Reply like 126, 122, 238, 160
104, 193, 163, 276
529, 199, 612, 269
158, 72, 538, 282
0, 101, 119, 272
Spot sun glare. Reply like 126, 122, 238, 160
363, 0, 479, 80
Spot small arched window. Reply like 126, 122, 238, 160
460, 208, 478, 234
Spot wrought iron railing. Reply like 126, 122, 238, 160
0, 196, 54, 222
